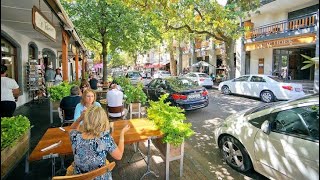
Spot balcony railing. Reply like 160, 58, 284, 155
246, 12, 317, 40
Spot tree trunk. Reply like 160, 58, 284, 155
102, 41, 108, 83
178, 42, 183, 75
225, 40, 235, 79
169, 48, 177, 76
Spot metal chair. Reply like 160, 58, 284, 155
52, 161, 116, 180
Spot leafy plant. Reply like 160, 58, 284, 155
301, 54, 319, 70
124, 83, 147, 105
1, 115, 31, 150
113, 76, 131, 90
147, 94, 195, 146
69, 80, 81, 86
47, 82, 72, 101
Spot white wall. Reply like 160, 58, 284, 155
250, 48, 273, 75
251, 12, 287, 27
1, 25, 58, 107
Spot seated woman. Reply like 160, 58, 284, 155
74, 89, 101, 121
69, 106, 130, 179
80, 79, 91, 95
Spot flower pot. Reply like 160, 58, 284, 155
152, 137, 185, 180
1, 130, 30, 179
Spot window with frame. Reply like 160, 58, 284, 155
250, 76, 266, 82
234, 76, 250, 82
271, 105, 319, 140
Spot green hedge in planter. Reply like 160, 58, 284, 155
47, 82, 72, 101
147, 94, 195, 146
124, 83, 147, 105
1, 115, 30, 151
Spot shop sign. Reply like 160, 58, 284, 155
245, 34, 316, 51
32, 6, 56, 42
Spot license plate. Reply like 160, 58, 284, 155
295, 88, 301, 92
188, 93, 200, 99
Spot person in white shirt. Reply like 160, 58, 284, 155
54, 68, 63, 85
107, 83, 126, 118
1, 65, 20, 117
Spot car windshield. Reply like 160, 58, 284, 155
166, 77, 198, 91
244, 102, 282, 116
198, 73, 209, 78
161, 71, 170, 74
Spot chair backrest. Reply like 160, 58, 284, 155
62, 107, 76, 120
107, 106, 123, 114
52, 161, 116, 180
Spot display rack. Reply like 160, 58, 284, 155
26, 59, 46, 102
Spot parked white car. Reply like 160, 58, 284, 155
153, 70, 171, 79
183, 72, 213, 88
218, 74, 305, 103
215, 94, 319, 180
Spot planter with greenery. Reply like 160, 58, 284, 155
147, 93, 194, 179
124, 82, 147, 119
1, 115, 31, 179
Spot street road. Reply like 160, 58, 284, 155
184, 89, 268, 180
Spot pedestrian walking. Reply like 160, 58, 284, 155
1, 64, 20, 117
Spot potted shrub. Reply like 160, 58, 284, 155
147, 93, 194, 179
123, 82, 147, 119
1, 115, 31, 179
47, 82, 72, 123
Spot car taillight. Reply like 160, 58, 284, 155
282, 85, 293, 91
200, 78, 205, 81
172, 93, 187, 100
202, 90, 208, 96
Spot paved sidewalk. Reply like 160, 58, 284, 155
6, 99, 211, 180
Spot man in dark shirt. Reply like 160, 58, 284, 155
89, 75, 99, 90
60, 85, 81, 120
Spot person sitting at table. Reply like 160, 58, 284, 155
74, 89, 101, 121
60, 85, 81, 121
80, 79, 91, 95
69, 106, 130, 179
107, 83, 127, 119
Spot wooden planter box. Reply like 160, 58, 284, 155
50, 100, 60, 124
1, 130, 30, 179
129, 102, 141, 119
152, 138, 185, 180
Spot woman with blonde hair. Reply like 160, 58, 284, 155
69, 106, 130, 179
73, 89, 101, 121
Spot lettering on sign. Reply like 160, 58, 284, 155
32, 6, 56, 42
245, 35, 316, 51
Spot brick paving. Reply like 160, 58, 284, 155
5, 99, 212, 180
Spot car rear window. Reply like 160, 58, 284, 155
198, 73, 209, 78
268, 76, 286, 82
127, 72, 141, 78
166, 77, 198, 91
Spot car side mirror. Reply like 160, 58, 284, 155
261, 120, 271, 134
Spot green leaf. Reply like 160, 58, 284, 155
301, 63, 314, 70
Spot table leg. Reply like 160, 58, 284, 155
128, 142, 147, 164
25, 151, 29, 173
55, 156, 67, 175
140, 138, 159, 180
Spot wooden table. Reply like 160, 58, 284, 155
94, 89, 108, 100
29, 118, 162, 162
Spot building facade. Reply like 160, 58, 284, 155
1, 0, 86, 107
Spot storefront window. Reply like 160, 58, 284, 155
1, 38, 16, 80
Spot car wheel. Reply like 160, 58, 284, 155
219, 135, 252, 172
221, 85, 231, 95
260, 90, 275, 103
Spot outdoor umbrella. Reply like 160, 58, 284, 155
191, 61, 214, 67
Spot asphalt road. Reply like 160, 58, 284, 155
184, 89, 269, 180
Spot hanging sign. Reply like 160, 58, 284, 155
32, 6, 57, 42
